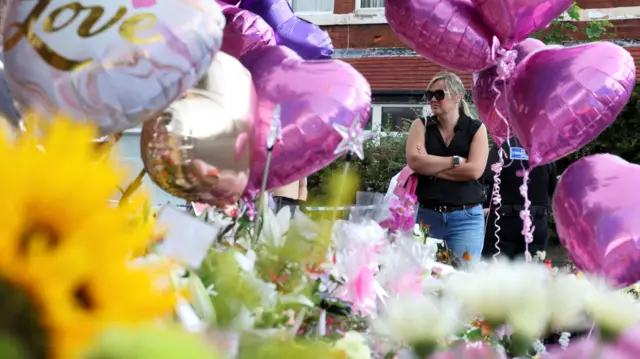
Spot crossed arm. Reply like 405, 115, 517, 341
405, 119, 489, 181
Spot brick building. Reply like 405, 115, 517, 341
293, 0, 640, 132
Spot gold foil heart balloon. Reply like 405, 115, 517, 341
141, 52, 258, 207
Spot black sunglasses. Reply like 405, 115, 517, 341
424, 89, 447, 101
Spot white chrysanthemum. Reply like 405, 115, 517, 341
444, 261, 551, 338
584, 280, 640, 336
334, 331, 372, 359
546, 274, 593, 330
373, 294, 463, 345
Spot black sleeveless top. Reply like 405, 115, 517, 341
415, 115, 486, 207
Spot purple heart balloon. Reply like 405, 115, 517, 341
472, 38, 545, 146
241, 46, 371, 191
507, 42, 636, 167
241, 0, 333, 60
553, 154, 640, 287
220, 6, 276, 59
471, 0, 572, 49
385, 0, 496, 72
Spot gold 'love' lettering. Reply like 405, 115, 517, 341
3, 0, 164, 71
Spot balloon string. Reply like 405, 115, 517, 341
119, 169, 146, 207
490, 149, 505, 261
332, 153, 352, 223
253, 147, 273, 243
491, 49, 517, 168
519, 169, 535, 262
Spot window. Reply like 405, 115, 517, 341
111, 131, 185, 206
364, 107, 373, 130
291, 0, 333, 13
380, 106, 424, 132
359, 0, 384, 9
368, 104, 427, 132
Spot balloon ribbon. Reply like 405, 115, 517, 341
118, 169, 146, 207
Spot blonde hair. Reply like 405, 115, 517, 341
426, 72, 474, 119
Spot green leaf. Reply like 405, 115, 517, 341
466, 328, 483, 341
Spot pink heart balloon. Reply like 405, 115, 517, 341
240, 46, 371, 191
507, 42, 636, 167
471, 0, 572, 49
546, 333, 640, 359
472, 38, 545, 146
385, 0, 496, 72
220, 6, 276, 59
553, 154, 640, 287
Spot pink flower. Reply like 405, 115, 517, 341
337, 266, 378, 315
390, 268, 423, 296
381, 194, 417, 233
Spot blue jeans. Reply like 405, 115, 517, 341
416, 205, 485, 261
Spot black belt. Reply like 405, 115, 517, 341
495, 204, 547, 217
420, 203, 480, 213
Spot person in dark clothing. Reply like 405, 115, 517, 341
407, 72, 489, 261
481, 138, 558, 259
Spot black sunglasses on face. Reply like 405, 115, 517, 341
424, 89, 446, 101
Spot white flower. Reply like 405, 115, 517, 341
546, 274, 593, 330
334, 332, 372, 359
444, 261, 551, 338
234, 250, 256, 273
259, 207, 292, 248
246, 275, 278, 309
228, 305, 255, 331
373, 294, 463, 345
584, 279, 640, 336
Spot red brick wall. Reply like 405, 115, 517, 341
345, 47, 640, 91
324, 19, 640, 49
332, 0, 640, 14
327, 0, 640, 91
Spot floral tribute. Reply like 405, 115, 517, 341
2, 116, 640, 359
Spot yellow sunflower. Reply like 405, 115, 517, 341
0, 113, 175, 359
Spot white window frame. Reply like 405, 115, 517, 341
355, 0, 385, 14
367, 103, 426, 146
287, 0, 334, 15
371, 103, 426, 133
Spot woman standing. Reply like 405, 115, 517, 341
405, 72, 489, 260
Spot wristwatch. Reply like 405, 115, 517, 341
452, 155, 461, 168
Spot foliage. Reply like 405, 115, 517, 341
308, 119, 410, 199
533, 1, 615, 44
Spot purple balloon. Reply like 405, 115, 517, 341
240, 0, 333, 60
471, 0, 572, 49
506, 42, 636, 167
472, 38, 545, 146
385, 0, 496, 72
241, 46, 371, 191
220, 6, 276, 59
553, 154, 640, 287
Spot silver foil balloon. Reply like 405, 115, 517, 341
141, 52, 256, 207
